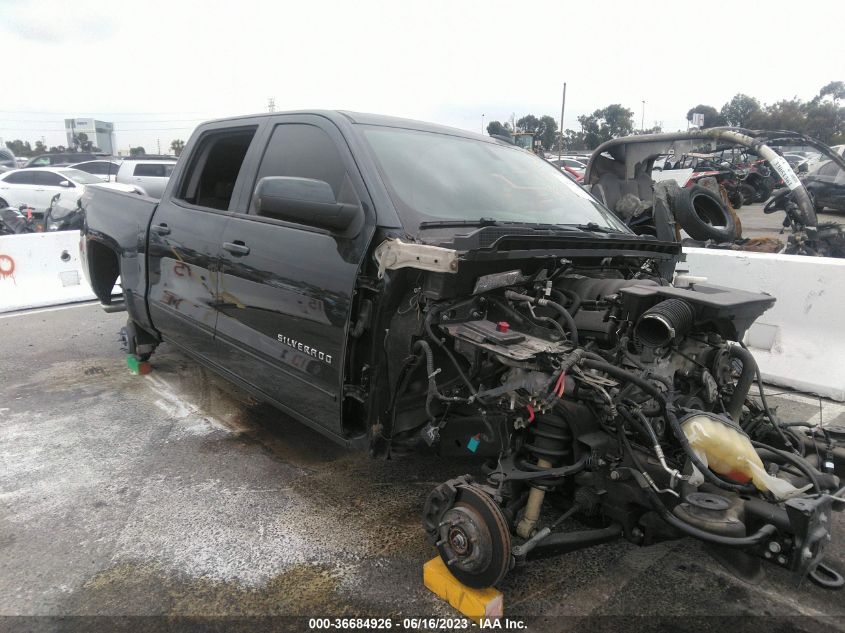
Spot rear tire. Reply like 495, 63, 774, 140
672, 184, 738, 242
0, 198, 8, 209
754, 179, 773, 203
740, 184, 756, 208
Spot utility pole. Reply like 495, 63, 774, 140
268, 97, 276, 113
641, 100, 646, 132
481, 113, 485, 134
558, 82, 567, 163
157, 138, 161, 155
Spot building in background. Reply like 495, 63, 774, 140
64, 118, 115, 154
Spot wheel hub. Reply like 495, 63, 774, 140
439, 505, 490, 573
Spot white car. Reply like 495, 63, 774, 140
0, 167, 137, 214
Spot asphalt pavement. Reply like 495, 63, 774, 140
737, 202, 842, 241
0, 302, 843, 632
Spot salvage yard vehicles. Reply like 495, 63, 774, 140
81, 111, 844, 591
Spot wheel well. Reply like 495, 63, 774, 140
87, 240, 120, 303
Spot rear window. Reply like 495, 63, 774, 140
133, 163, 175, 178
57, 169, 105, 185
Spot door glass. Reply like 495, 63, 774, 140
34, 171, 65, 187
249, 123, 354, 213
176, 128, 256, 210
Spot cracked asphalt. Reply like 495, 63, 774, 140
0, 303, 843, 632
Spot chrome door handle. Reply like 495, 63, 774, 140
151, 223, 171, 235
222, 241, 250, 255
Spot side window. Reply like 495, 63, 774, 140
176, 127, 257, 211
36, 172, 68, 187
29, 157, 50, 166
250, 123, 353, 213
5, 171, 39, 184
134, 163, 173, 177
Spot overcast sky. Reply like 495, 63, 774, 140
1, 0, 842, 154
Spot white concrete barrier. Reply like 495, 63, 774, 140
682, 247, 845, 401
0, 231, 96, 314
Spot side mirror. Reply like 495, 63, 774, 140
254, 177, 361, 232
798, 163, 808, 174
59, 180, 71, 187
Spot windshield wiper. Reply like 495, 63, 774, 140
567, 222, 619, 234
418, 218, 499, 229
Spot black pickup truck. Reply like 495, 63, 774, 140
81, 111, 843, 590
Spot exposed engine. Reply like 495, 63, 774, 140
378, 254, 844, 589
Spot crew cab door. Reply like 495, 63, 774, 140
146, 124, 260, 360
215, 116, 374, 436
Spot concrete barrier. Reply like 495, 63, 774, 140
682, 247, 845, 401
0, 231, 96, 314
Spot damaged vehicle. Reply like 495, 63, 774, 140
80, 111, 845, 591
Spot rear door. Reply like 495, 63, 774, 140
0, 171, 42, 207
146, 124, 261, 361
215, 115, 374, 435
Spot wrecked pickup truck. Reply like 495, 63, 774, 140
81, 111, 845, 590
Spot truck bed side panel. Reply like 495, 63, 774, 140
80, 185, 158, 329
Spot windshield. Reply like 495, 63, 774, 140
360, 126, 630, 234
57, 168, 105, 185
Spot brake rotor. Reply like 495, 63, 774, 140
433, 484, 512, 589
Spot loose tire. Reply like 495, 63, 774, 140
672, 185, 738, 242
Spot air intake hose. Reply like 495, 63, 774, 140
636, 298, 696, 348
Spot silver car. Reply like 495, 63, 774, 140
116, 159, 176, 198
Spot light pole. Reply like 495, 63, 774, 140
481, 113, 486, 135
641, 100, 646, 132
558, 82, 567, 163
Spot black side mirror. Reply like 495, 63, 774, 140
254, 177, 360, 232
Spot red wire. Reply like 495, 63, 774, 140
526, 404, 535, 424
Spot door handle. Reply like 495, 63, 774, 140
222, 241, 250, 255
151, 223, 171, 235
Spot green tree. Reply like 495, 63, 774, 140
516, 114, 541, 134
755, 99, 806, 133
170, 139, 185, 157
686, 104, 725, 128
720, 94, 762, 127
48, 145, 67, 153
819, 81, 845, 104
805, 101, 845, 145
5, 140, 33, 157
577, 104, 634, 149
561, 129, 586, 151
129, 146, 146, 157
33, 141, 46, 155
537, 115, 558, 151
486, 121, 511, 138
